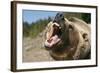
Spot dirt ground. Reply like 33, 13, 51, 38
23, 33, 54, 62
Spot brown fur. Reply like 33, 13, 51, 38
44, 17, 91, 60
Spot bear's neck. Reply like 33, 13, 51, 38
50, 46, 76, 60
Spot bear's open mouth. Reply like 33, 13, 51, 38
44, 23, 62, 48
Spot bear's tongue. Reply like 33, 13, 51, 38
45, 35, 61, 47
48, 35, 60, 43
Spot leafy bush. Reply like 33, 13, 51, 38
23, 17, 52, 38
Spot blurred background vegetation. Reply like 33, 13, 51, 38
64, 12, 91, 23
23, 17, 52, 37
23, 12, 91, 37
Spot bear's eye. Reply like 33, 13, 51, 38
82, 33, 88, 41
68, 25, 73, 31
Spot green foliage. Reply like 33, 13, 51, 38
81, 13, 91, 23
64, 12, 91, 23
23, 22, 30, 37
23, 17, 52, 38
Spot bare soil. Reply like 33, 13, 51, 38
23, 33, 54, 62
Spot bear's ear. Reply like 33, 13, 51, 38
53, 12, 64, 23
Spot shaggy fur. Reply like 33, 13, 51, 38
44, 13, 91, 60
